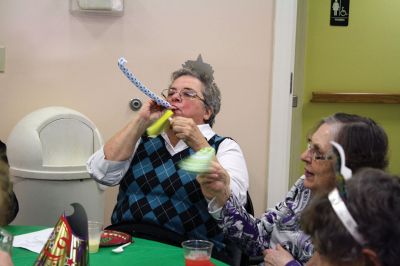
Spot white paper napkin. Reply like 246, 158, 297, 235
13, 228, 53, 253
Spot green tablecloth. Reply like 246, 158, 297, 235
6, 225, 228, 266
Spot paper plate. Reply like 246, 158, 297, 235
100, 230, 133, 247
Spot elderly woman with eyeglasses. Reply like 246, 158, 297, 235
86, 56, 249, 265
301, 167, 400, 266
197, 113, 388, 266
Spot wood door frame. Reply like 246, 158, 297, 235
267, 0, 298, 208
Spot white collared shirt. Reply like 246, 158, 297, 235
86, 124, 249, 205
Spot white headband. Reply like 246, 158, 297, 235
328, 141, 367, 246
328, 188, 367, 245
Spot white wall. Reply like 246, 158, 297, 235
0, 0, 274, 224
289, 0, 307, 185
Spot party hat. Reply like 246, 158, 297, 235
179, 147, 216, 174
182, 54, 214, 82
35, 203, 89, 266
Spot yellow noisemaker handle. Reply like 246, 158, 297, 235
146, 110, 174, 137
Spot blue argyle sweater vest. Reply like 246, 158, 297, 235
111, 134, 227, 250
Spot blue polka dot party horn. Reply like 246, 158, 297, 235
118, 57, 173, 136
117, 57, 171, 108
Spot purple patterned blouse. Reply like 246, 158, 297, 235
217, 176, 314, 265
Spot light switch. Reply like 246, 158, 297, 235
78, 0, 112, 10
0, 46, 5, 72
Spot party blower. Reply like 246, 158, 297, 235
118, 57, 173, 137
179, 147, 216, 174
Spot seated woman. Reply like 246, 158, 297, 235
301, 167, 400, 266
0, 140, 19, 225
197, 113, 389, 265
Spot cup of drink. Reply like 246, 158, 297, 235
88, 221, 103, 253
181, 240, 214, 266
0, 227, 13, 255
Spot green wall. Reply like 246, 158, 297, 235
302, 0, 400, 175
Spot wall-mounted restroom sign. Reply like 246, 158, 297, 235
330, 0, 350, 26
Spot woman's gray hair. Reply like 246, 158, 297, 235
170, 68, 221, 127
311, 113, 388, 172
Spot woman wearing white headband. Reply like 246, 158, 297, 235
302, 167, 400, 266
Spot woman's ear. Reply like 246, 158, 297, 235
203, 106, 212, 122
362, 248, 381, 266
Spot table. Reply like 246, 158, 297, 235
6, 226, 228, 266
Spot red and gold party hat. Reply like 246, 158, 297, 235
35, 203, 89, 266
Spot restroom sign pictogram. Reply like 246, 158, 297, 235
331, 0, 350, 26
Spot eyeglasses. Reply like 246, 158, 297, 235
306, 142, 334, 161
161, 88, 206, 104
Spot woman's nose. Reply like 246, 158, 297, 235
170, 91, 182, 102
300, 149, 311, 162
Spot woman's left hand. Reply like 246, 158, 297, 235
263, 244, 294, 266
196, 160, 231, 205
169, 116, 209, 151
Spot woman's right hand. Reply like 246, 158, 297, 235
137, 100, 166, 127
104, 100, 167, 161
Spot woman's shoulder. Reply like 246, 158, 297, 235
286, 176, 311, 206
